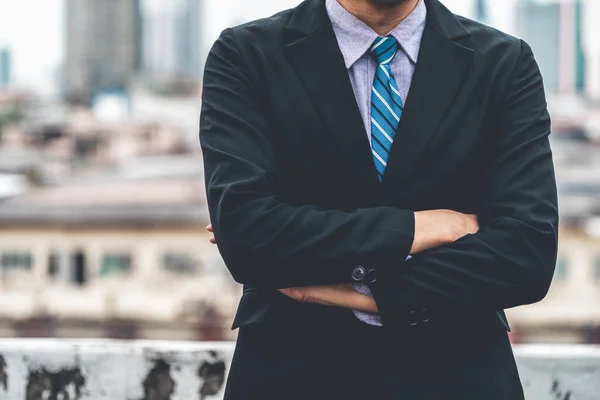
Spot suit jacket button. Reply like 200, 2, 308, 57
366, 268, 378, 283
408, 310, 420, 326
421, 308, 431, 323
351, 266, 366, 282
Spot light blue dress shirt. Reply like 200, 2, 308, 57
325, 0, 427, 326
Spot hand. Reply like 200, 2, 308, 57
279, 284, 378, 313
206, 224, 216, 244
412, 210, 479, 254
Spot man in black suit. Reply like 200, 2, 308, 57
200, 0, 559, 398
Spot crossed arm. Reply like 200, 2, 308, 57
206, 208, 480, 313
206, 224, 380, 311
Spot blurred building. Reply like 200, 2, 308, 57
0, 155, 237, 341
517, 0, 564, 95
0, 92, 32, 193
142, 2, 178, 79
508, 226, 600, 344
516, 0, 600, 99
0, 49, 11, 87
443, 0, 600, 95
0, 0, 598, 345
474, 0, 488, 24
130, 88, 202, 148
582, 0, 600, 102
1, 104, 191, 185
0, 93, 237, 340
507, 115, 600, 344
65, 0, 142, 105
176, 0, 203, 80
142, 0, 203, 81
440, 0, 518, 36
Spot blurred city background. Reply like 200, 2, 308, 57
0, 0, 598, 344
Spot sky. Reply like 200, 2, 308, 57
0, 0, 64, 93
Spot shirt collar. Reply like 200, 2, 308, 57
326, 0, 427, 69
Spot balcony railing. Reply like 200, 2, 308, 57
0, 339, 597, 399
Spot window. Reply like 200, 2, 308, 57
1, 251, 33, 271
48, 252, 59, 278
162, 252, 198, 275
554, 256, 567, 281
47, 250, 88, 285
72, 250, 87, 285
100, 253, 132, 276
1, 251, 33, 281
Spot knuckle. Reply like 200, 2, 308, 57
296, 290, 307, 302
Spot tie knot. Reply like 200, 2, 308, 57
370, 36, 398, 65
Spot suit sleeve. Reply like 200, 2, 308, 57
371, 40, 559, 320
200, 28, 415, 288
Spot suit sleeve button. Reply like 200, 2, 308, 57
421, 308, 431, 323
408, 310, 420, 326
366, 268, 378, 283
351, 266, 367, 282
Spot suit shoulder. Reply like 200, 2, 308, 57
456, 15, 522, 57
207, 6, 295, 66
453, 15, 528, 76
227, 7, 295, 47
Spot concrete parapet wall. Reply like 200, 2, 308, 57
0, 339, 233, 400
0, 340, 597, 399
516, 345, 600, 400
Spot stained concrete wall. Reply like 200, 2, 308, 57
516, 345, 600, 400
0, 340, 597, 400
0, 339, 233, 400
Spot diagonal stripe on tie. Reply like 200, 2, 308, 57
371, 117, 394, 145
374, 74, 403, 111
373, 76, 403, 113
371, 37, 388, 51
372, 104, 398, 134
372, 87, 400, 122
372, 149, 387, 168
371, 135, 390, 153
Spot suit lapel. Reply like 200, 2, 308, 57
285, 0, 380, 192
383, 0, 474, 188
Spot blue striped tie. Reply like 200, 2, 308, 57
370, 36, 403, 181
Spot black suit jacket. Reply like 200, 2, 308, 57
200, 0, 558, 397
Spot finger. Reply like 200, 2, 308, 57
209, 235, 216, 244
206, 224, 213, 233
278, 288, 303, 301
